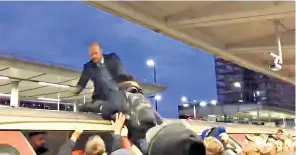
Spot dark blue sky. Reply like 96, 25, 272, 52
0, 1, 217, 118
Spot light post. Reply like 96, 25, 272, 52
146, 59, 157, 83
147, 59, 158, 111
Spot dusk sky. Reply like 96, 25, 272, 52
0, 1, 217, 118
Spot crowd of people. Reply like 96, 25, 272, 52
26, 119, 296, 155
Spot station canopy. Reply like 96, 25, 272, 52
87, 1, 295, 84
0, 55, 166, 103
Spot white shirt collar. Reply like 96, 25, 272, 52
101, 57, 104, 64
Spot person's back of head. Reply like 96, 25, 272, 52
116, 74, 136, 83
147, 121, 206, 155
203, 137, 224, 155
116, 74, 143, 94
85, 135, 106, 155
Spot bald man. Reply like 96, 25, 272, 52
75, 42, 124, 113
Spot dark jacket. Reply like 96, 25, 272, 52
76, 53, 123, 101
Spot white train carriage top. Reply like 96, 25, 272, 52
0, 106, 294, 135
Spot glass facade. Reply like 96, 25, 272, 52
215, 57, 295, 110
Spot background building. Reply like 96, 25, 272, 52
215, 56, 295, 110
178, 57, 295, 125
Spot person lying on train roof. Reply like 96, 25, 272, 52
99, 73, 162, 154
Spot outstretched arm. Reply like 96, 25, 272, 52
57, 129, 83, 155
75, 65, 90, 94
111, 113, 126, 152
112, 53, 124, 76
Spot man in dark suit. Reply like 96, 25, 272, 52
75, 42, 123, 113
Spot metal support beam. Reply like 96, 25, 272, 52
83, 94, 86, 104
10, 81, 19, 107
193, 105, 196, 118
282, 118, 287, 127
274, 20, 283, 63
57, 91, 60, 111
73, 100, 77, 112
257, 110, 260, 119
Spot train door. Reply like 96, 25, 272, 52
0, 130, 36, 155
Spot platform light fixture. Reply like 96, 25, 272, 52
0, 93, 10, 97
183, 103, 189, 107
0, 76, 9, 80
38, 82, 70, 88
37, 97, 60, 102
200, 101, 207, 107
181, 96, 188, 103
154, 95, 162, 101
146, 59, 155, 67
210, 100, 217, 105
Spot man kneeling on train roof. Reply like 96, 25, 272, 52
74, 42, 163, 153
74, 42, 161, 127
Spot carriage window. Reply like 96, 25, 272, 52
0, 144, 21, 155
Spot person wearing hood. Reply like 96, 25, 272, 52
146, 120, 206, 155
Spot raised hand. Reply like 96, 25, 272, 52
111, 113, 126, 135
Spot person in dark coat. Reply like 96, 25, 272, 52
75, 42, 124, 113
